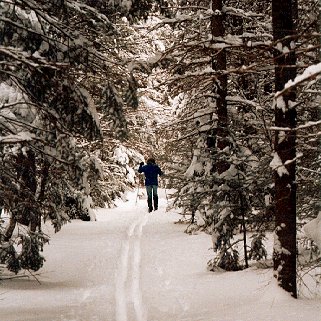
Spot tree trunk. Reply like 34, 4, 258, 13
211, 0, 229, 174
272, 0, 297, 298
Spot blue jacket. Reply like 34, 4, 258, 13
138, 163, 163, 186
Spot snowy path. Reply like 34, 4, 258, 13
1, 189, 320, 321
115, 210, 148, 321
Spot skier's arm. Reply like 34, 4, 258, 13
138, 162, 144, 173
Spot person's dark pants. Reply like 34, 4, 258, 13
146, 185, 158, 212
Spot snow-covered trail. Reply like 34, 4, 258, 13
1, 190, 320, 321
115, 207, 148, 321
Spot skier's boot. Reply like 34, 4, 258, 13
148, 197, 153, 213
153, 196, 158, 211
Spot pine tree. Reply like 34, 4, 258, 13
157, 0, 274, 270
151, 0, 318, 276
0, 0, 155, 274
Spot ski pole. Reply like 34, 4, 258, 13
164, 180, 169, 205
135, 173, 144, 205
135, 183, 140, 205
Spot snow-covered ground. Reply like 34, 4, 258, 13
1, 190, 320, 321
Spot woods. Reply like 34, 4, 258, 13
0, 0, 320, 300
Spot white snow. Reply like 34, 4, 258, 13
112, 144, 142, 185
1, 190, 320, 321
114, 145, 130, 165
284, 62, 321, 90
275, 95, 286, 112
81, 195, 97, 221
275, 62, 321, 98
269, 152, 289, 177
303, 212, 321, 251
0, 131, 35, 143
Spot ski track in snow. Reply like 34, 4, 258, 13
115, 211, 148, 321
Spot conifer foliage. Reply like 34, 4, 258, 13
0, 0, 145, 274
157, 0, 320, 294
158, 0, 273, 271
0, 0, 319, 298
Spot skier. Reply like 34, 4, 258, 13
138, 158, 163, 212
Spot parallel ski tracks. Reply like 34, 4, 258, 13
115, 212, 148, 321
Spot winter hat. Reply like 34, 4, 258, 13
147, 158, 155, 164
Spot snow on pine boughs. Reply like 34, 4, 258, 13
303, 212, 321, 252
0, 233, 49, 274
124, 74, 139, 109
101, 82, 128, 139
269, 152, 289, 177
19, 233, 48, 272
0, 0, 136, 275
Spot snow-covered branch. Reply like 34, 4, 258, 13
275, 63, 321, 98
0, 131, 35, 143
223, 6, 267, 19
269, 120, 321, 132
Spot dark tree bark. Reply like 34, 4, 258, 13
211, 0, 229, 174
272, 0, 298, 298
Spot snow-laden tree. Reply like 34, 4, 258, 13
106, 14, 174, 170
0, 0, 158, 274
65, 4, 174, 210
155, 0, 273, 271
271, 0, 320, 297
271, 0, 298, 297
0, 0, 106, 273
154, 0, 320, 285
